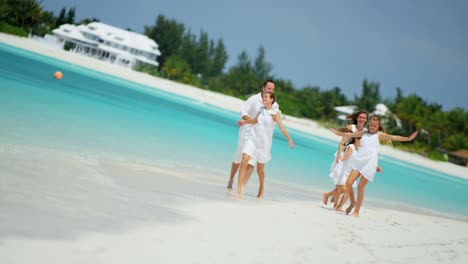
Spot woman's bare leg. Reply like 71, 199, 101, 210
242, 164, 255, 187
256, 163, 265, 198
236, 154, 251, 194
227, 162, 240, 189
345, 170, 361, 214
351, 176, 369, 217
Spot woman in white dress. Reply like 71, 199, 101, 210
236, 92, 295, 198
330, 114, 418, 217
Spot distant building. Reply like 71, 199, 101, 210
49, 22, 161, 68
373, 103, 402, 129
334, 105, 357, 125
334, 103, 402, 128
448, 150, 468, 167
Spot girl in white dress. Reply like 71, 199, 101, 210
323, 136, 361, 211
330, 114, 418, 217
236, 92, 295, 198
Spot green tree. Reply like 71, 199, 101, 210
55, 7, 66, 27
0, 0, 10, 22
274, 79, 300, 116
161, 55, 201, 87
354, 79, 381, 112
7, 0, 42, 30
192, 30, 210, 78
320, 87, 349, 120
66, 6, 75, 24
254, 45, 273, 83
144, 14, 185, 70
224, 50, 257, 97
207, 38, 228, 78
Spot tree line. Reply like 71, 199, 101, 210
1, 1, 466, 161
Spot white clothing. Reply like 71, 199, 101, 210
329, 144, 357, 185
233, 126, 256, 165
352, 132, 380, 182
242, 107, 279, 164
233, 93, 279, 163
328, 124, 358, 176
240, 93, 279, 119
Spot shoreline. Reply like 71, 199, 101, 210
1, 33, 467, 180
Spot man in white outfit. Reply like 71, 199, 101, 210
227, 80, 279, 189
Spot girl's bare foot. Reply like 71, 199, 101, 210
351, 211, 359, 217
322, 193, 328, 205
346, 203, 355, 215
227, 180, 233, 189
335, 207, 345, 213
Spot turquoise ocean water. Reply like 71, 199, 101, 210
1, 43, 467, 219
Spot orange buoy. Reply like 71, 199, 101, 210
54, 71, 63, 79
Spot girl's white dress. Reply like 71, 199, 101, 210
242, 107, 278, 164
328, 124, 358, 181
352, 132, 380, 182
330, 144, 357, 185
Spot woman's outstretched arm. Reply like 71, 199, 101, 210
379, 131, 418, 142
330, 128, 365, 138
273, 113, 294, 149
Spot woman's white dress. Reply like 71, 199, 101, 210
242, 107, 278, 164
329, 144, 357, 185
352, 132, 380, 182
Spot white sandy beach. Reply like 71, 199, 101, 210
1, 33, 468, 264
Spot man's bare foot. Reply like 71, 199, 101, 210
346, 203, 355, 215
350, 211, 359, 217
335, 207, 345, 213
227, 181, 233, 189
257, 194, 264, 199
322, 193, 328, 205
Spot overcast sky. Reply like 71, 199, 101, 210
40, 0, 468, 110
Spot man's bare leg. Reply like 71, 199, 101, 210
256, 163, 265, 198
227, 162, 240, 189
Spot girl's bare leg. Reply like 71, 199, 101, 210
330, 187, 337, 203
351, 176, 369, 217
334, 186, 348, 212
322, 186, 339, 205
345, 170, 361, 214
256, 163, 265, 198
236, 154, 251, 194
227, 162, 240, 189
